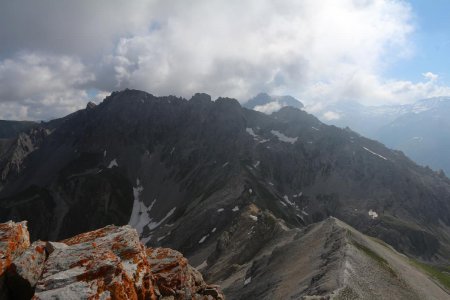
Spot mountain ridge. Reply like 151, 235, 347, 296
1, 90, 450, 298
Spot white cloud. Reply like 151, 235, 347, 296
106, 0, 416, 102
322, 111, 341, 121
422, 72, 438, 81
254, 101, 283, 114
0, 52, 95, 120
1, 1, 450, 119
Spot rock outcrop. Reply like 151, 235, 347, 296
0, 221, 30, 299
148, 248, 223, 299
6, 240, 46, 299
0, 221, 224, 300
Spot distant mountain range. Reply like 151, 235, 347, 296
0, 120, 37, 139
1, 90, 450, 298
316, 97, 450, 175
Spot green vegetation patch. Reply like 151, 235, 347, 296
410, 259, 450, 291
352, 241, 397, 278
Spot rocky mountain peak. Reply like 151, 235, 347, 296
190, 93, 212, 104
86, 101, 97, 110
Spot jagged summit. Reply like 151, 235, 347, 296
86, 101, 97, 110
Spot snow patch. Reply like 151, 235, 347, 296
283, 195, 294, 206
368, 209, 378, 219
157, 232, 171, 242
279, 201, 287, 207
128, 179, 156, 237
246, 128, 258, 138
222, 162, 229, 167
211, 227, 217, 233
198, 234, 209, 244
249, 188, 253, 194
108, 159, 118, 168
103, 150, 106, 157
147, 207, 176, 230
217, 208, 224, 213
311, 126, 319, 131
253, 161, 260, 168
196, 260, 208, 270
232, 206, 239, 212
270, 130, 298, 144
293, 192, 303, 198
363, 147, 388, 160
170, 147, 175, 155
244, 277, 252, 285
249, 215, 258, 221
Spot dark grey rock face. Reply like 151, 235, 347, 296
0, 89, 450, 271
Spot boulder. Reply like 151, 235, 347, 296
0, 221, 30, 299
147, 248, 224, 300
6, 240, 47, 299
34, 225, 156, 299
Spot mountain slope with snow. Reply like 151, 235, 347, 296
1, 90, 450, 298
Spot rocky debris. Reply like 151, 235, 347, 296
147, 247, 224, 300
0, 221, 30, 275
0, 221, 31, 299
0, 221, 224, 300
6, 240, 47, 299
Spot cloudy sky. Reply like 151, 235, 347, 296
1, 0, 450, 120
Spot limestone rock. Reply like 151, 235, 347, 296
0, 221, 30, 274
6, 240, 47, 299
0, 221, 30, 299
147, 247, 224, 300
0, 221, 224, 299
34, 225, 156, 300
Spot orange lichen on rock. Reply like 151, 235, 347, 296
0, 221, 30, 275
147, 247, 224, 300
6, 240, 47, 299
34, 225, 156, 300
0, 221, 223, 299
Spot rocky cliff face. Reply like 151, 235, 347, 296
0, 221, 224, 300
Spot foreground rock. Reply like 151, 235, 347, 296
0, 221, 224, 299
148, 248, 224, 299
6, 240, 46, 299
0, 221, 30, 299
34, 225, 156, 299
